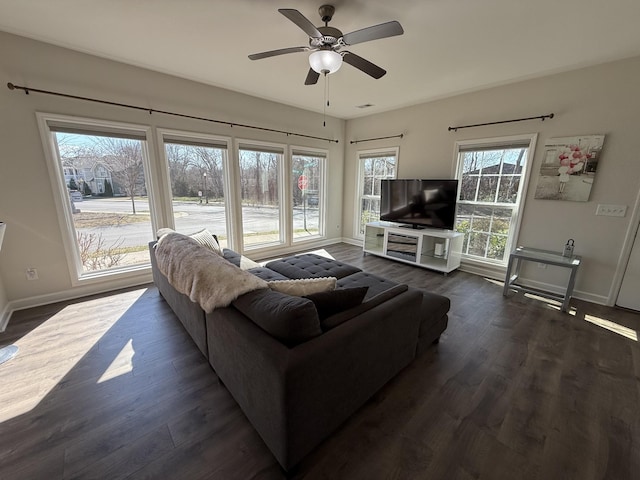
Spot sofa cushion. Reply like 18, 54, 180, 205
246, 267, 290, 281
413, 288, 451, 337
265, 253, 361, 280
222, 248, 261, 270
232, 289, 322, 346
304, 286, 369, 320
337, 271, 401, 300
321, 284, 409, 331
268, 277, 336, 296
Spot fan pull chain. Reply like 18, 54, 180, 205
323, 71, 330, 127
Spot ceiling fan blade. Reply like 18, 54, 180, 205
249, 46, 309, 60
342, 51, 387, 79
305, 69, 320, 85
279, 9, 323, 39
341, 20, 404, 46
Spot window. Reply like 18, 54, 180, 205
291, 149, 326, 242
38, 114, 156, 282
454, 135, 537, 264
162, 133, 231, 248
355, 148, 398, 237
238, 143, 285, 250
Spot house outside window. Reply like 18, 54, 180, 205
355, 148, 398, 237
454, 134, 537, 265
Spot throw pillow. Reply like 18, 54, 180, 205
268, 277, 336, 296
320, 284, 408, 331
156, 227, 175, 239
304, 286, 369, 320
189, 228, 222, 255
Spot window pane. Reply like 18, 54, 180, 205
459, 176, 478, 201
360, 197, 381, 234
55, 132, 153, 273
462, 152, 480, 174
468, 232, 489, 257
455, 204, 514, 262
478, 150, 503, 173
503, 148, 526, 174
164, 142, 229, 248
357, 153, 397, 236
239, 148, 282, 249
497, 176, 520, 204
456, 141, 531, 264
478, 176, 499, 202
292, 154, 323, 241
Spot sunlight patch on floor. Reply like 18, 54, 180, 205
523, 292, 569, 311
303, 248, 335, 259
97, 338, 135, 383
0, 288, 147, 422
583, 314, 638, 341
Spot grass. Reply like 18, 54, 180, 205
73, 212, 151, 228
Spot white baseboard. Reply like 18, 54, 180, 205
0, 303, 11, 332
340, 237, 363, 247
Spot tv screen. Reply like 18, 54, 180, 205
380, 179, 458, 230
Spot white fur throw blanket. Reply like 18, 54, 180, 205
155, 233, 267, 313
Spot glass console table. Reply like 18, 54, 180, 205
503, 246, 581, 312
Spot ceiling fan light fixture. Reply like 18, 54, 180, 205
309, 50, 342, 74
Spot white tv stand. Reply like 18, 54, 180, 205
363, 221, 463, 274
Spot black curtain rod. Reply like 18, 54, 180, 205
448, 113, 554, 132
7, 82, 339, 143
350, 133, 404, 144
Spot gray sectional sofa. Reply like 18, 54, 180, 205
149, 239, 450, 471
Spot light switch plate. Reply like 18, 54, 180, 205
596, 204, 627, 217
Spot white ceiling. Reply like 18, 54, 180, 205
1, 0, 640, 119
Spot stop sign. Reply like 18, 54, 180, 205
298, 175, 308, 190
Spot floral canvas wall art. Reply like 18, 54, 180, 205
534, 134, 605, 202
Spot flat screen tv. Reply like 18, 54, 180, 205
380, 179, 458, 230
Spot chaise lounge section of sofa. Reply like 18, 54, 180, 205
149, 235, 449, 471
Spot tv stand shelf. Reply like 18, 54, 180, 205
363, 221, 463, 274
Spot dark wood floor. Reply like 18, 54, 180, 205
1, 243, 639, 479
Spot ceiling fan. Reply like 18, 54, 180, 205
248, 5, 404, 85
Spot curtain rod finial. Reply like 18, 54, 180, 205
7, 82, 15, 90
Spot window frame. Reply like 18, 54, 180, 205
354, 147, 399, 239
157, 128, 234, 247
36, 112, 160, 286
290, 146, 328, 244
235, 139, 287, 253
453, 134, 538, 267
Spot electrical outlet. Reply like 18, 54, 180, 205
25, 268, 39, 281
537, 263, 547, 269
596, 204, 627, 217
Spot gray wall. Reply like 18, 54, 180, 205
0, 32, 345, 309
344, 56, 640, 304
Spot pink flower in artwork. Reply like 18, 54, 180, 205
558, 145, 589, 174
